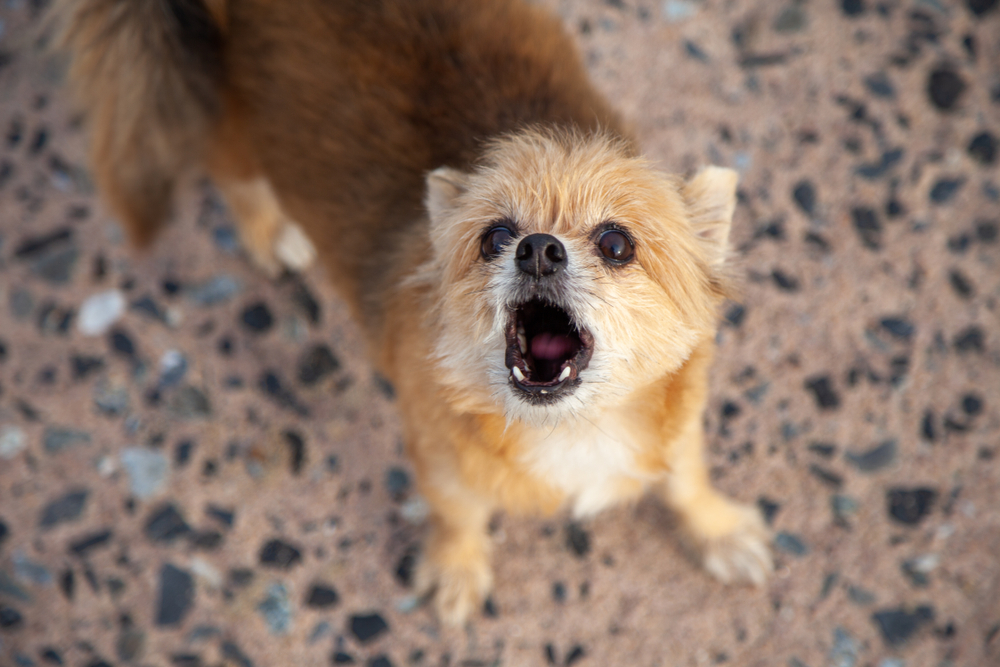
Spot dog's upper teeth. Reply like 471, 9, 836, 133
558, 366, 571, 382
512, 366, 526, 382
517, 332, 527, 354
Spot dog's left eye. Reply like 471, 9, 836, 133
597, 229, 635, 264
481, 226, 515, 260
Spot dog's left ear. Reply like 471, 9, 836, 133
425, 167, 469, 223
682, 166, 739, 267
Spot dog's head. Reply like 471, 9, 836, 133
420, 128, 737, 425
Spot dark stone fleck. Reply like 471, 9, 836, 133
565, 521, 591, 558
297, 344, 341, 386
40, 648, 64, 665
156, 564, 194, 626
841, 0, 864, 16
0, 605, 23, 629
847, 585, 876, 605
545, 644, 557, 665
771, 269, 799, 292
144, 504, 192, 543
206, 505, 235, 528
966, 0, 999, 17
921, 410, 936, 442
14, 228, 73, 260
109, 329, 136, 357
684, 40, 709, 62
483, 597, 499, 618
283, 430, 307, 475
169, 385, 213, 419
887, 488, 936, 525
349, 613, 389, 644
552, 581, 567, 602
395, 546, 417, 586
808, 442, 837, 458
948, 233, 972, 254
864, 72, 895, 98
175, 440, 195, 467
976, 219, 997, 243
305, 583, 340, 609
961, 393, 983, 416
872, 606, 935, 646
258, 371, 310, 416
948, 269, 974, 299
968, 131, 997, 166
901, 559, 931, 587
69, 529, 113, 556
805, 375, 840, 410
373, 374, 396, 400
724, 303, 746, 327
116, 627, 145, 663
221, 641, 254, 667
809, 464, 843, 488
804, 232, 831, 253
845, 439, 897, 472
928, 66, 966, 111
59, 569, 74, 600
0, 518, 7, 549
39, 489, 89, 528
331, 653, 356, 664
880, 317, 915, 341
191, 531, 224, 550
228, 568, 254, 588
851, 207, 881, 250
368, 657, 393, 667
929, 178, 964, 204
566, 645, 587, 666
855, 148, 904, 179
240, 302, 274, 333
385, 467, 410, 500
170, 655, 202, 667
259, 539, 303, 569
757, 497, 780, 525
131, 296, 166, 322
71, 355, 104, 380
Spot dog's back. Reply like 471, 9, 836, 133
54, 0, 625, 325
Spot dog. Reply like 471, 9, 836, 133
52, 0, 772, 625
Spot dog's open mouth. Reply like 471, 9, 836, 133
505, 298, 594, 400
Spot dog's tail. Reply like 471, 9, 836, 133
50, 0, 224, 246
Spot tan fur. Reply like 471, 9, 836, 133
55, 0, 772, 626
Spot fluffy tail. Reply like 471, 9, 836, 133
50, 0, 224, 246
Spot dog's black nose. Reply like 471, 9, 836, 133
516, 233, 566, 278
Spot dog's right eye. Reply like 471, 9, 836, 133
481, 226, 514, 260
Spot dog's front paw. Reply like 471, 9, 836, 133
414, 548, 493, 627
699, 503, 772, 586
678, 495, 773, 586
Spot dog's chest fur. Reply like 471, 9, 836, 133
519, 409, 659, 518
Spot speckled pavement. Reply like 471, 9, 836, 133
1, 1, 998, 666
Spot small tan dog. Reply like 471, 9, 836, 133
54, 0, 771, 624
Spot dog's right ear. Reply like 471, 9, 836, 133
425, 167, 469, 223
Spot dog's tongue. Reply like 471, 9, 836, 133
531, 332, 574, 360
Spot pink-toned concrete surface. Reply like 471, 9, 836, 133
1, 1, 998, 666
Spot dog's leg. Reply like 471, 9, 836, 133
658, 418, 772, 585
413, 488, 494, 627
217, 177, 317, 277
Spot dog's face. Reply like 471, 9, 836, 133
422, 130, 737, 425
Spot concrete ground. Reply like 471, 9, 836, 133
0, 0, 998, 666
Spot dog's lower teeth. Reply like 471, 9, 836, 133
558, 366, 571, 382
518, 333, 527, 354
512, 366, 526, 382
